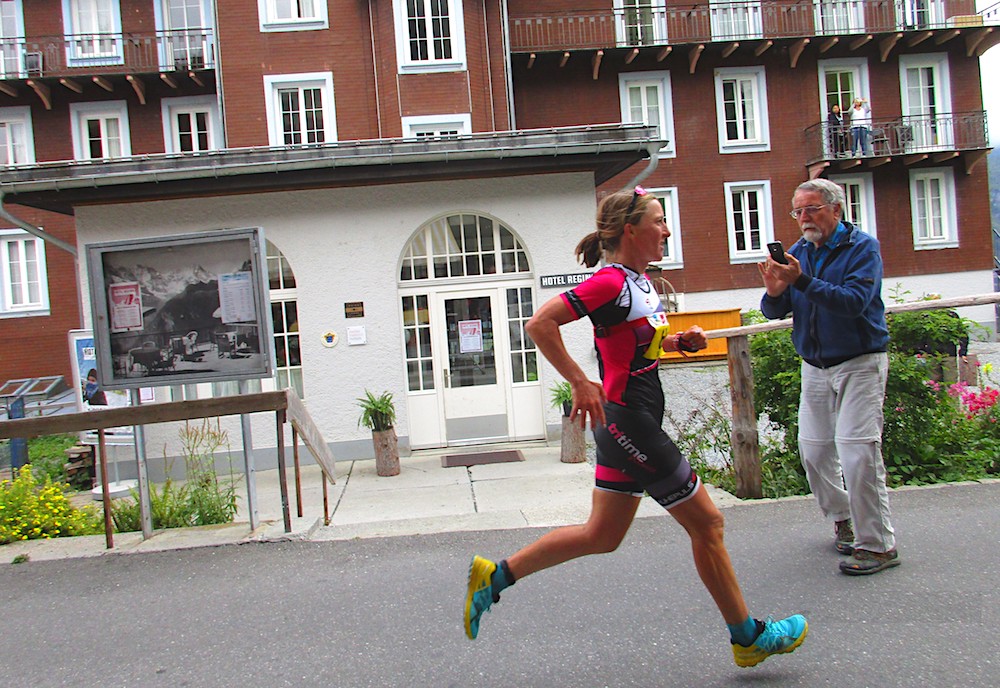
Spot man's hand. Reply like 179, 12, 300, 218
758, 253, 802, 296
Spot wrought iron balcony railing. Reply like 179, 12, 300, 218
0, 29, 215, 80
804, 110, 989, 164
509, 0, 995, 52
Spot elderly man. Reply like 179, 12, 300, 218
758, 178, 899, 576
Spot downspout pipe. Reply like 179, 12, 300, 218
620, 142, 663, 191
0, 193, 77, 256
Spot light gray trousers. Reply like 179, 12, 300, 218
798, 352, 896, 553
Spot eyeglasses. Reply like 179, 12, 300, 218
789, 204, 829, 219
625, 186, 648, 220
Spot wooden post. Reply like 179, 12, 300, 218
97, 429, 114, 549
373, 428, 400, 476
275, 409, 291, 533
727, 334, 762, 498
292, 427, 303, 518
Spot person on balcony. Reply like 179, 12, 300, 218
827, 104, 848, 158
464, 185, 809, 669
849, 98, 872, 156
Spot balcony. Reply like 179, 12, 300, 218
0, 29, 215, 81
804, 110, 990, 173
509, 0, 999, 54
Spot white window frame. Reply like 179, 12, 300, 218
899, 52, 953, 151
0, 0, 27, 78
69, 100, 131, 160
645, 186, 683, 269
613, 0, 668, 46
0, 106, 34, 166
724, 180, 774, 263
710, 0, 763, 40
262, 72, 336, 147
618, 71, 676, 158
910, 168, 958, 250
0, 228, 49, 316
62, 0, 124, 66
160, 95, 221, 153
828, 172, 876, 238
817, 57, 869, 117
257, 0, 328, 32
714, 66, 770, 153
401, 113, 471, 139
392, 0, 467, 74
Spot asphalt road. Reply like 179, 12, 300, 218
2, 482, 997, 688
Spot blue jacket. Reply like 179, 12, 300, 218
760, 221, 889, 367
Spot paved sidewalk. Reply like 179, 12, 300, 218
2, 442, 741, 562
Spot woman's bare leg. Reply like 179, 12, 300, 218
506, 489, 641, 579
668, 486, 749, 625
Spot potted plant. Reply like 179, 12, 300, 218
357, 390, 400, 476
550, 381, 586, 463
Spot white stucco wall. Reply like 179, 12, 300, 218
74, 171, 604, 459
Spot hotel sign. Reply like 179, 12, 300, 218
539, 272, 593, 289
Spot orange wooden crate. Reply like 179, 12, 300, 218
661, 308, 742, 362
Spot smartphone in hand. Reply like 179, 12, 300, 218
767, 241, 788, 265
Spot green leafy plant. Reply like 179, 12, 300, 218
110, 420, 238, 532
357, 390, 396, 432
27, 434, 79, 484
0, 466, 103, 543
549, 381, 573, 416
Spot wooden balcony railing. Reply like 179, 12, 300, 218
509, 0, 992, 52
804, 110, 989, 164
0, 29, 215, 81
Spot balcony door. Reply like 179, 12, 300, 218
0, 0, 23, 77
68, 0, 120, 61
162, 0, 209, 70
900, 54, 953, 150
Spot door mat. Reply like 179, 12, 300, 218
441, 449, 525, 468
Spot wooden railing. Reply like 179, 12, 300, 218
509, 0, 989, 52
0, 28, 215, 80
710, 292, 1000, 498
0, 389, 334, 548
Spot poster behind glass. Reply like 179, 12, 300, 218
86, 228, 274, 390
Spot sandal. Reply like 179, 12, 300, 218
839, 548, 900, 576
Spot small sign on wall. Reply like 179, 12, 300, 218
347, 325, 366, 346
540, 272, 593, 289
345, 301, 364, 318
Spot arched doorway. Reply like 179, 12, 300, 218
398, 212, 544, 448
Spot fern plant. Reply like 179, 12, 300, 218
357, 390, 396, 432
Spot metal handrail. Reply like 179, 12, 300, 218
0, 28, 215, 80
803, 110, 989, 163
509, 0, 992, 52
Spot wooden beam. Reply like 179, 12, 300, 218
879, 33, 902, 62
721, 41, 739, 58
188, 71, 203, 87
625, 47, 639, 65
656, 45, 672, 61
0, 82, 17, 97
93, 76, 113, 92
559, 51, 569, 68
906, 31, 932, 47
818, 36, 839, 53
727, 335, 761, 499
934, 29, 960, 46
867, 156, 891, 167
592, 50, 603, 80
807, 161, 829, 179
526, 53, 535, 69
126, 74, 146, 105
963, 149, 988, 174
972, 28, 1000, 57
965, 27, 992, 57
789, 38, 809, 68
903, 153, 928, 165
931, 151, 959, 163
754, 40, 773, 56
59, 77, 83, 93
160, 72, 179, 88
849, 34, 873, 50
26, 79, 51, 110
837, 158, 862, 170
688, 44, 704, 74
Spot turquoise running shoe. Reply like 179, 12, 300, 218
732, 614, 808, 668
464, 555, 499, 640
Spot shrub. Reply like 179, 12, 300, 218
0, 466, 102, 544
27, 434, 79, 484
110, 420, 238, 532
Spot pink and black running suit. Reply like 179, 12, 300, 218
561, 264, 700, 508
